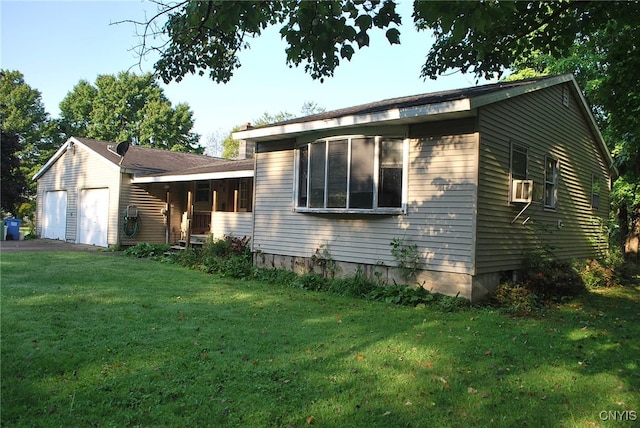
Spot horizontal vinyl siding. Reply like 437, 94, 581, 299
212, 212, 253, 240
121, 181, 169, 245
476, 84, 611, 274
36, 145, 121, 245
254, 126, 478, 275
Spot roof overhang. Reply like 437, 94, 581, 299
131, 169, 254, 184
233, 99, 472, 142
232, 74, 616, 175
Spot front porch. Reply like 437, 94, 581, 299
130, 158, 255, 249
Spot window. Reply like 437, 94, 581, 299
510, 143, 529, 203
562, 84, 570, 108
296, 136, 406, 213
591, 174, 601, 209
239, 178, 252, 212
544, 156, 559, 209
195, 181, 210, 203
510, 143, 528, 181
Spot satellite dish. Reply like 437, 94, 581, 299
115, 141, 129, 157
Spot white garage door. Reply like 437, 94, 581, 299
42, 191, 67, 240
78, 188, 109, 247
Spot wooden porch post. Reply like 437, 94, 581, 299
186, 186, 193, 249
165, 187, 171, 245
234, 189, 239, 213
212, 188, 218, 238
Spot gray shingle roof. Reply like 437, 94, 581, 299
260, 75, 564, 127
75, 138, 231, 175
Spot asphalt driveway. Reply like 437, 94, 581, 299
0, 239, 105, 253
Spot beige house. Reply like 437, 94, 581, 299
234, 74, 615, 301
33, 137, 254, 248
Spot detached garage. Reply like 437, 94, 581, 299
33, 137, 247, 248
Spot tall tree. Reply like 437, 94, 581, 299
0, 70, 58, 206
60, 72, 202, 153
1, 132, 27, 214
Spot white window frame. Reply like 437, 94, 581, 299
294, 136, 408, 214
544, 155, 559, 209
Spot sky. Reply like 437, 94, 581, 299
1, 0, 494, 154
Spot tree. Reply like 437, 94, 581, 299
60, 72, 202, 153
1, 132, 27, 214
127, 0, 401, 84
220, 103, 325, 159
0, 70, 59, 206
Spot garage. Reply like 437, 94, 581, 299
42, 190, 67, 240
78, 188, 109, 247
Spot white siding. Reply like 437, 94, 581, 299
36, 143, 121, 245
253, 124, 479, 275
212, 212, 253, 240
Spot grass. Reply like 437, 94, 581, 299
1, 252, 639, 427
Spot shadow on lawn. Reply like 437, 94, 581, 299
1, 253, 639, 427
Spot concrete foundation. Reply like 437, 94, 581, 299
253, 252, 500, 302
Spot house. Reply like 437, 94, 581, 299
33, 137, 254, 248
233, 74, 615, 301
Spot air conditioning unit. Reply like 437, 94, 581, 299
511, 179, 533, 203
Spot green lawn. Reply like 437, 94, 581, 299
1, 252, 639, 427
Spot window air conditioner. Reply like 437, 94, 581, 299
511, 179, 533, 203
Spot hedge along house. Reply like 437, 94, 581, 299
33, 137, 254, 248
234, 74, 615, 301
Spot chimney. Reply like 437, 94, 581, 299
237, 122, 255, 159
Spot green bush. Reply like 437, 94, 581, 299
367, 284, 468, 311
577, 259, 616, 288
522, 258, 586, 301
487, 283, 541, 315
124, 243, 170, 259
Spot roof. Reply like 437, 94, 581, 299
33, 137, 254, 181
232, 73, 614, 172
276, 76, 555, 126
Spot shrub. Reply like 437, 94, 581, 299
367, 284, 469, 311
390, 237, 420, 278
521, 258, 586, 301
487, 283, 541, 315
577, 259, 616, 289
326, 272, 378, 298
124, 243, 170, 259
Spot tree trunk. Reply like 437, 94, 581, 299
624, 204, 640, 263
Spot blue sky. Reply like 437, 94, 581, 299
2, 1, 493, 153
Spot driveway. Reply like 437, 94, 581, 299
0, 239, 106, 253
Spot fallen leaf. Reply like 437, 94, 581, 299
356, 354, 365, 360
485, 349, 492, 356
468, 387, 478, 394
306, 415, 315, 424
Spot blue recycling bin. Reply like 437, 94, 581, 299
5, 218, 22, 240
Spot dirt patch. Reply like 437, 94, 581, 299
0, 239, 107, 253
